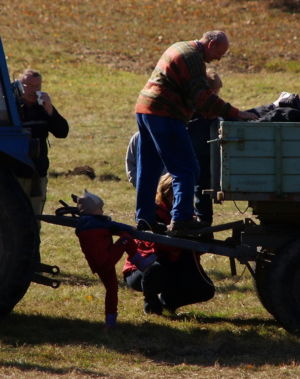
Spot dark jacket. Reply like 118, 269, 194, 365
18, 102, 69, 177
248, 94, 300, 122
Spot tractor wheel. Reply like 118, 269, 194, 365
0, 168, 40, 316
255, 240, 300, 335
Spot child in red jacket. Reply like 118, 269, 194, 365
76, 190, 155, 327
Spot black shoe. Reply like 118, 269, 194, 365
137, 219, 167, 234
166, 219, 209, 237
144, 295, 163, 315
158, 294, 177, 316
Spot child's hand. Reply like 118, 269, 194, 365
119, 232, 137, 254
119, 231, 133, 240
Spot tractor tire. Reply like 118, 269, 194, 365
0, 168, 40, 316
255, 240, 300, 335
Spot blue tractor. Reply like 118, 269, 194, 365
0, 38, 59, 316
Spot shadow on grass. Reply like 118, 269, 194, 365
0, 312, 300, 371
57, 271, 128, 289
58, 272, 99, 287
0, 360, 105, 378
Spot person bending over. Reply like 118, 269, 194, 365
135, 30, 257, 237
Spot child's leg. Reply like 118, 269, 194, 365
99, 267, 119, 327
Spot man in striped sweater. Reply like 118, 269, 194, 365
135, 30, 257, 237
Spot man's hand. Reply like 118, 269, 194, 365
38, 91, 54, 115
237, 110, 258, 121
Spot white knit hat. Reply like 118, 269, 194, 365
77, 189, 104, 214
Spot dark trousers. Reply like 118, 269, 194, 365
187, 116, 217, 224
124, 253, 215, 311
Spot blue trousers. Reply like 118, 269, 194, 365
136, 113, 199, 223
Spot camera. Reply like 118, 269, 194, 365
36, 91, 43, 105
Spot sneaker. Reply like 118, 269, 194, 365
128, 252, 157, 272
166, 218, 208, 237
137, 219, 167, 234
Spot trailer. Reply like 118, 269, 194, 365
208, 119, 300, 335
41, 116, 300, 335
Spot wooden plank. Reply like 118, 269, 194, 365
222, 175, 275, 192
220, 121, 300, 195
223, 141, 300, 157
224, 158, 300, 175
222, 174, 300, 193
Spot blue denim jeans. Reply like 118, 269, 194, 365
135, 113, 199, 224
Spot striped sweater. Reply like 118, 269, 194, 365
135, 41, 239, 122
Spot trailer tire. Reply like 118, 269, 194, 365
0, 168, 40, 316
255, 240, 300, 335
255, 249, 278, 317
267, 239, 300, 334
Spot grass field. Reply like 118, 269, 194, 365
1, 1, 300, 378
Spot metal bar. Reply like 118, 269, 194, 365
35, 263, 60, 275
32, 273, 60, 288
198, 220, 244, 235
38, 215, 78, 227
275, 126, 282, 195
39, 214, 256, 260
245, 261, 256, 278
229, 257, 237, 276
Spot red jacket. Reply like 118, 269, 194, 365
76, 215, 137, 315
122, 201, 183, 274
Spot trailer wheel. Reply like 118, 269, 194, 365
255, 240, 300, 335
255, 249, 278, 317
0, 168, 40, 316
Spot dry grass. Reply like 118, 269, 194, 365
1, 1, 300, 378
1, 0, 300, 76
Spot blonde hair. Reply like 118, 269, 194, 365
155, 173, 173, 206
206, 68, 222, 90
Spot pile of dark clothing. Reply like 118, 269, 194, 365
248, 92, 300, 122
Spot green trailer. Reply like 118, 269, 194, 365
207, 120, 300, 335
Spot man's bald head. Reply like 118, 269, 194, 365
200, 30, 229, 63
